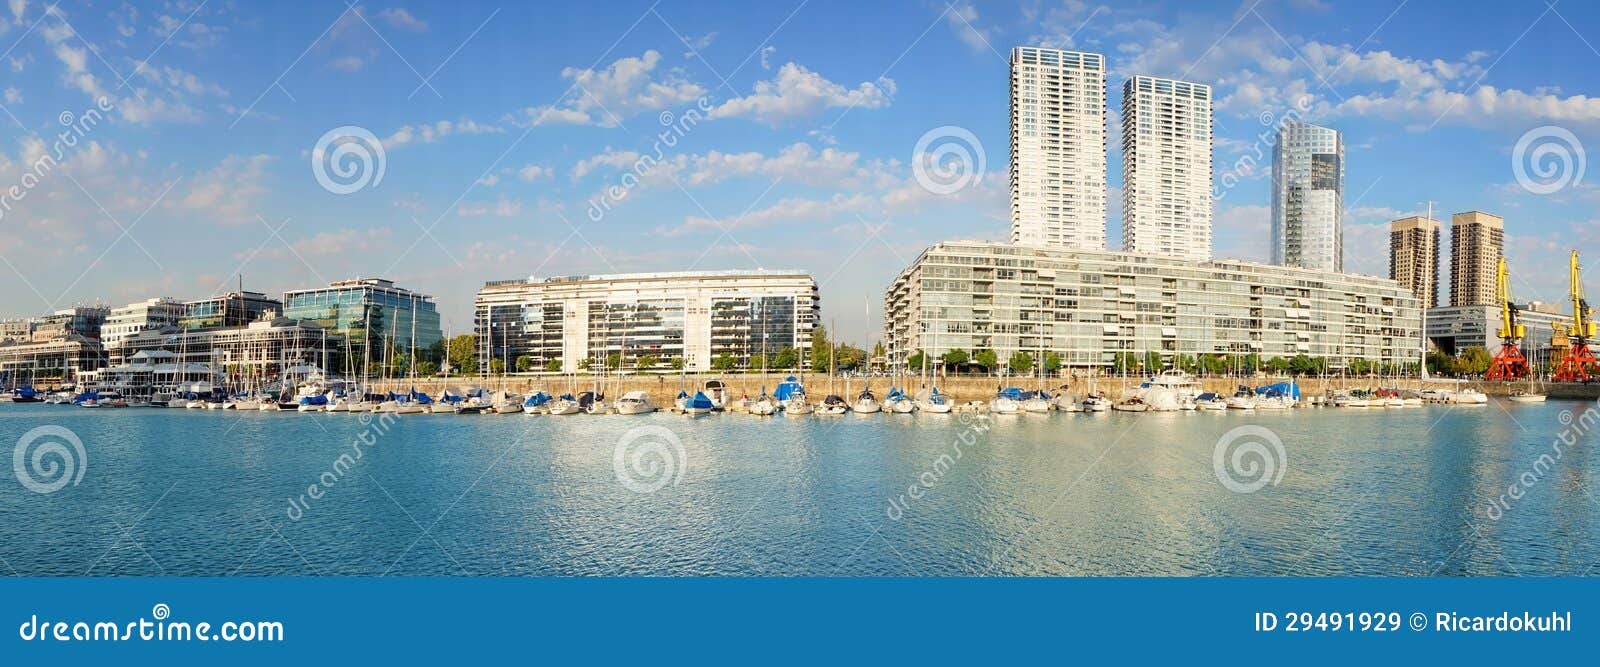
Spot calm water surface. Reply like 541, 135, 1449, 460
2, 400, 1597, 576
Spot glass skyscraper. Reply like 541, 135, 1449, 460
1271, 121, 1344, 272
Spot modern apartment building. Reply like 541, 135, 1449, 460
1120, 75, 1213, 261
884, 241, 1420, 371
1009, 47, 1108, 249
1271, 121, 1344, 272
181, 291, 281, 330
1449, 211, 1504, 307
474, 270, 819, 373
103, 297, 187, 349
1389, 216, 1441, 309
282, 278, 443, 352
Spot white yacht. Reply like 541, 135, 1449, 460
851, 388, 882, 414
615, 391, 655, 415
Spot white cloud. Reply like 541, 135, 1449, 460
378, 8, 428, 33
329, 55, 368, 72
383, 118, 503, 149
521, 50, 707, 127
174, 154, 273, 224
711, 63, 896, 124
946, 3, 998, 53
682, 31, 715, 58
516, 164, 549, 182
457, 197, 523, 218
3, 87, 18, 104
759, 46, 776, 70
8, 0, 24, 23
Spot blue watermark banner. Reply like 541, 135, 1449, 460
1, 577, 1592, 663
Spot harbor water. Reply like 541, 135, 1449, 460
2, 400, 1597, 576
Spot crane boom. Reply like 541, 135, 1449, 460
1488, 257, 1529, 380
1554, 250, 1600, 382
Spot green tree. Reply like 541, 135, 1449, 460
446, 334, 477, 375
545, 358, 562, 373
940, 348, 969, 372
810, 325, 831, 373
606, 353, 622, 370
1459, 346, 1493, 376
1043, 351, 1062, 373
972, 348, 998, 371
1266, 357, 1291, 374
489, 358, 506, 374
414, 360, 438, 377
712, 353, 738, 371
636, 354, 659, 370
1111, 351, 1138, 373
515, 355, 535, 373
1202, 354, 1227, 376
1426, 350, 1457, 376
578, 358, 592, 371
1008, 351, 1034, 374
1289, 354, 1316, 375
1174, 353, 1197, 373
670, 357, 684, 370
906, 349, 928, 371
1144, 350, 1163, 371
1348, 358, 1371, 376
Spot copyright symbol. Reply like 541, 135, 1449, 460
1409, 612, 1427, 631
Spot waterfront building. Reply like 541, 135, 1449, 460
1120, 75, 1212, 261
114, 311, 340, 384
1009, 47, 1108, 250
180, 291, 281, 330
29, 306, 109, 342
0, 336, 104, 384
282, 278, 443, 352
1449, 211, 1504, 307
0, 319, 32, 344
883, 241, 1421, 371
1389, 216, 1441, 309
474, 270, 819, 373
1271, 121, 1344, 272
1426, 302, 1569, 367
103, 297, 186, 349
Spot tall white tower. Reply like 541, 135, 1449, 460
1120, 75, 1213, 261
1271, 121, 1344, 272
1009, 47, 1107, 249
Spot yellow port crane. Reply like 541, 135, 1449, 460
1486, 257, 1529, 380
1553, 250, 1599, 382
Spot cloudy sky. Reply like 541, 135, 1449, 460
0, 0, 1597, 340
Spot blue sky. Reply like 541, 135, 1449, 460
1, 0, 1598, 341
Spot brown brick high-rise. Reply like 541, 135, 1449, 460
1449, 211, 1504, 307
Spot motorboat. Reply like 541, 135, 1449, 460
615, 391, 654, 415
816, 394, 850, 415
579, 391, 608, 415
1194, 392, 1228, 411
297, 392, 331, 412
1451, 388, 1489, 404
1112, 396, 1148, 412
852, 389, 882, 414
1081, 394, 1111, 412
492, 391, 525, 414
1508, 391, 1547, 403
703, 380, 730, 411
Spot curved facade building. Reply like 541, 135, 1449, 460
1271, 121, 1344, 272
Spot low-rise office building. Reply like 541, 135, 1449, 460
884, 241, 1421, 371
282, 278, 443, 352
474, 270, 819, 372
1425, 302, 1571, 367
103, 297, 187, 349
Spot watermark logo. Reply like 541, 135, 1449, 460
1512, 125, 1585, 195
1212, 425, 1286, 494
612, 425, 685, 494
912, 125, 984, 195
13, 425, 86, 494
311, 125, 386, 195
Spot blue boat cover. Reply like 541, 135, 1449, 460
1255, 381, 1300, 400
773, 377, 804, 400
996, 387, 1025, 400
687, 391, 715, 410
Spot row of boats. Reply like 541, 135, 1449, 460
4, 370, 1521, 415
